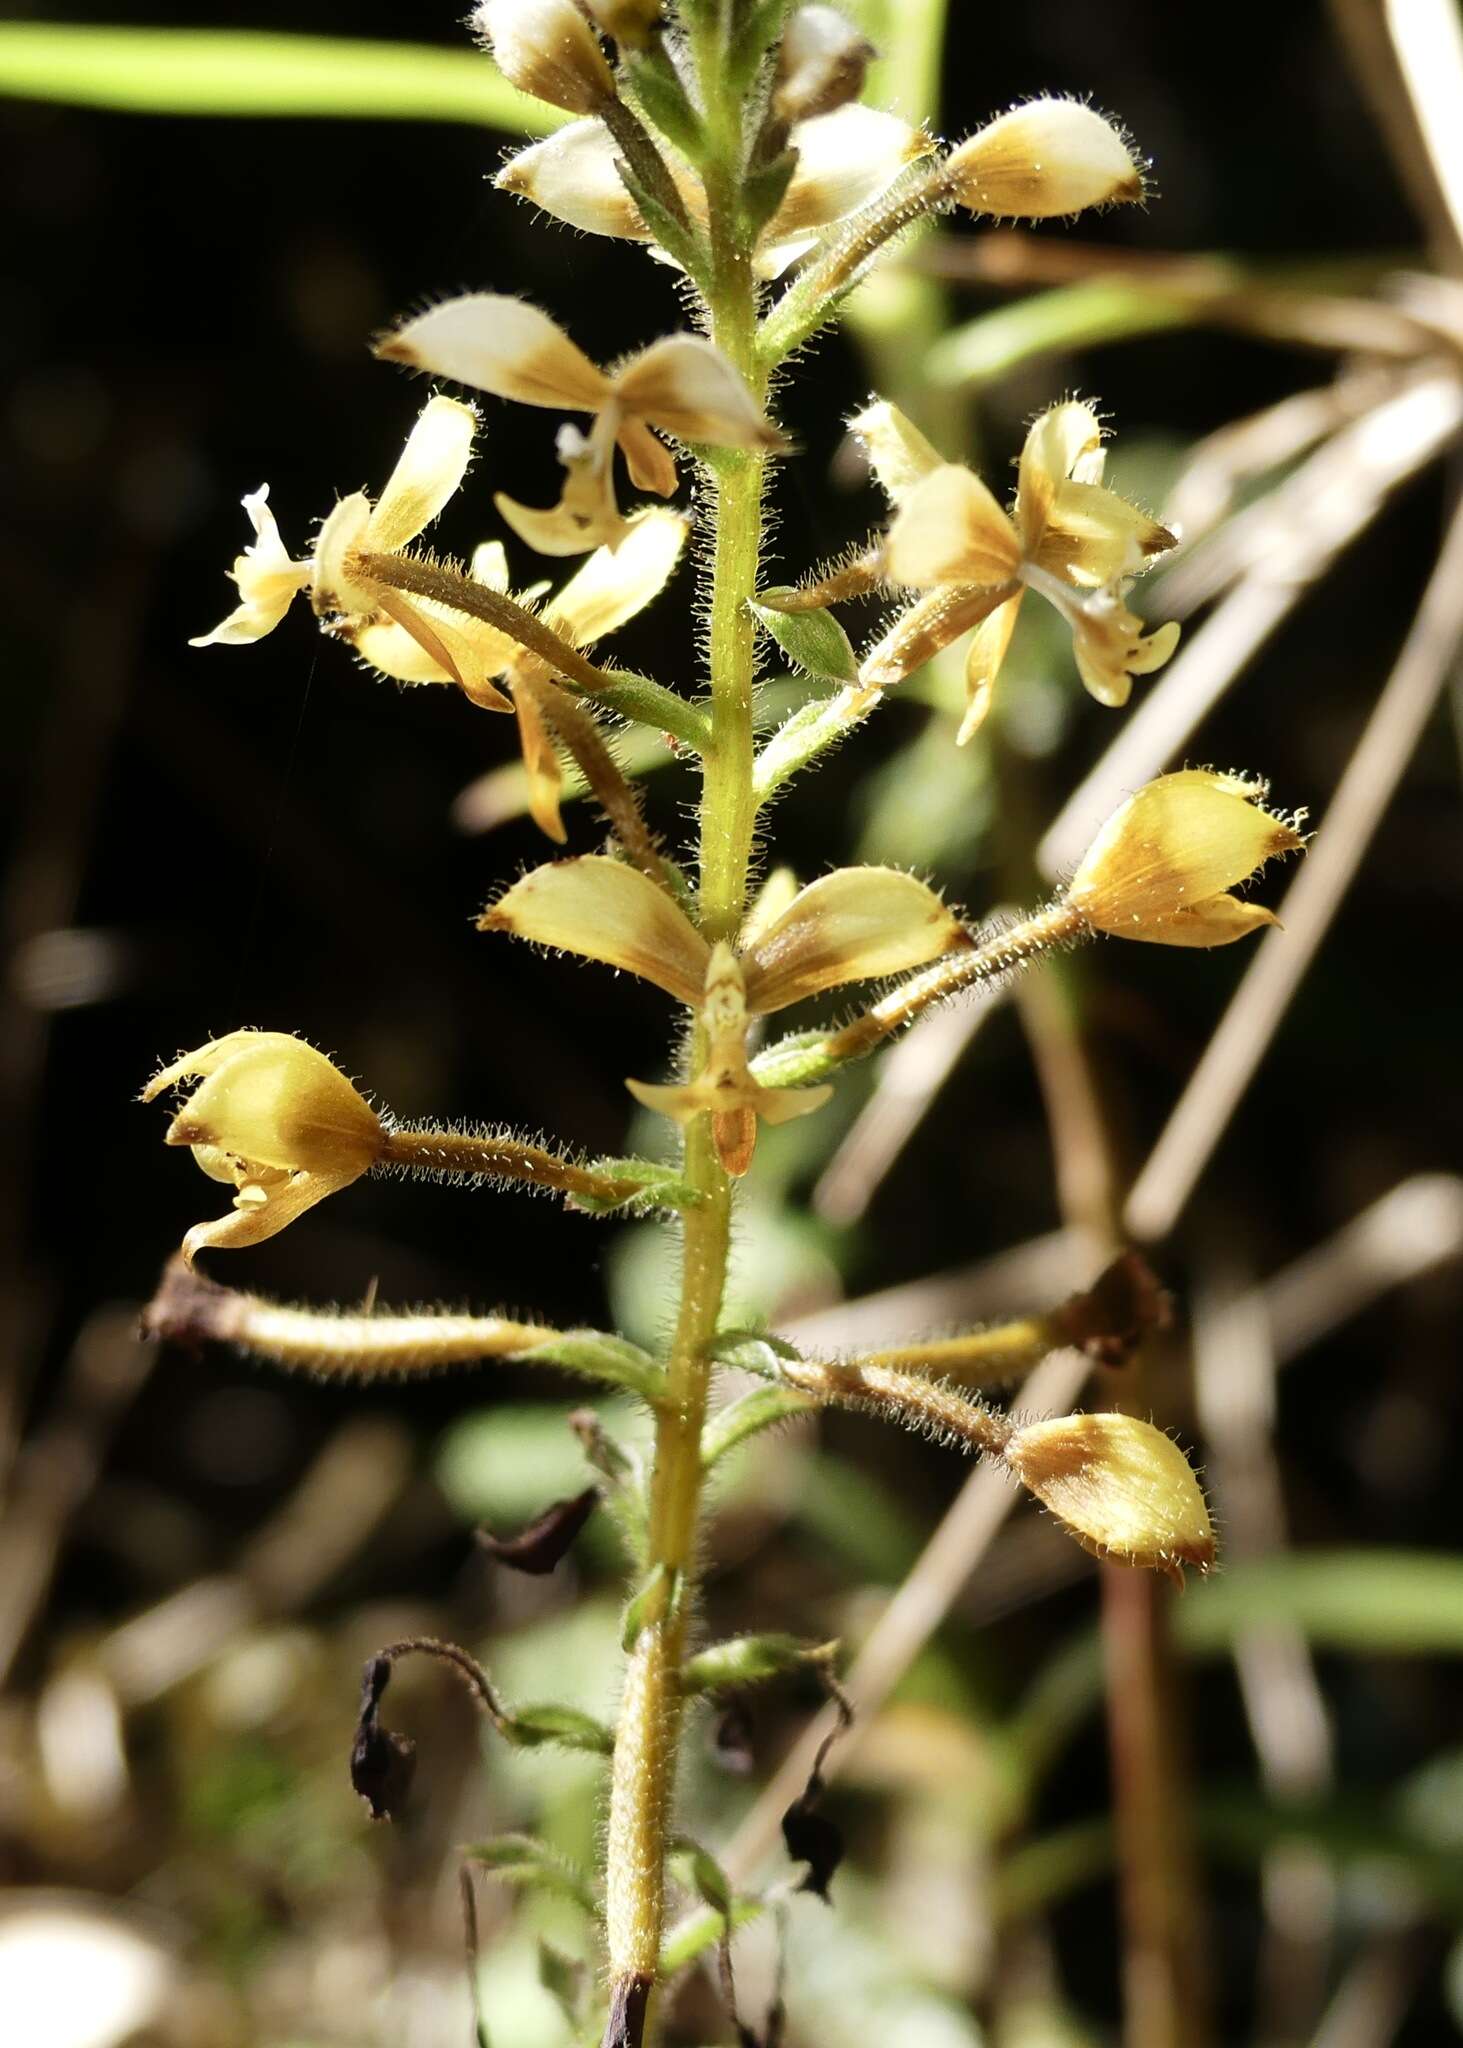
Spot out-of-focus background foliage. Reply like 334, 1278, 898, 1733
2, 3, 1462, 2044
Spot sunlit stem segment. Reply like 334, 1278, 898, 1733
602, 14, 771, 2032
863, 1317, 1059, 1386
757, 157, 954, 365
779, 1355, 1016, 1454
381, 1127, 654, 1206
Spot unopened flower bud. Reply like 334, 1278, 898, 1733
471, 0, 616, 114
947, 98, 1145, 219
1004, 1411, 1215, 1583
582, 0, 661, 47
773, 6, 874, 125
1067, 769, 1306, 947
143, 1031, 384, 1263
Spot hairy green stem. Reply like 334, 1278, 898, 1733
602, 16, 769, 2031
598, 16, 774, 2031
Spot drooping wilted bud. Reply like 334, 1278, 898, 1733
1004, 1411, 1216, 1584
773, 6, 874, 125
350, 1656, 418, 1821
710, 1699, 756, 1774
1066, 769, 1306, 946
1051, 1251, 1170, 1368
946, 98, 1145, 219
142, 1031, 385, 1263
476, 1487, 600, 1573
471, 0, 616, 114
782, 1784, 845, 1900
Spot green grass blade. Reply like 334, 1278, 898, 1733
0, 25, 562, 133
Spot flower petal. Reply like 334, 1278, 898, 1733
366, 396, 477, 552
616, 417, 680, 496
958, 588, 1024, 744
1016, 400, 1104, 553
356, 591, 516, 711
741, 866, 967, 1013
859, 582, 1016, 690
543, 507, 688, 647
613, 336, 784, 449
1038, 480, 1175, 588
143, 1031, 267, 1102
1069, 598, 1180, 708
378, 295, 612, 412
1069, 768, 1305, 933
470, 540, 513, 592
180, 1166, 361, 1268
1124, 896, 1281, 947
189, 487, 311, 648
885, 464, 1021, 589
311, 493, 375, 614
512, 675, 567, 842
480, 855, 710, 1002
849, 399, 945, 508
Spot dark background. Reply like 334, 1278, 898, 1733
2, 4, 1461, 2043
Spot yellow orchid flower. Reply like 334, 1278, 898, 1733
191, 397, 481, 685
142, 1032, 384, 1265
870, 398, 1179, 740
378, 297, 782, 556
339, 508, 688, 841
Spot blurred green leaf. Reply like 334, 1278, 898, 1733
1006, 1551, 1463, 1806
0, 25, 561, 132
466, 1835, 598, 1916
1180, 1550, 1463, 1656
505, 1703, 615, 1756
438, 1400, 648, 1526
700, 1383, 816, 1468
927, 283, 1193, 389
